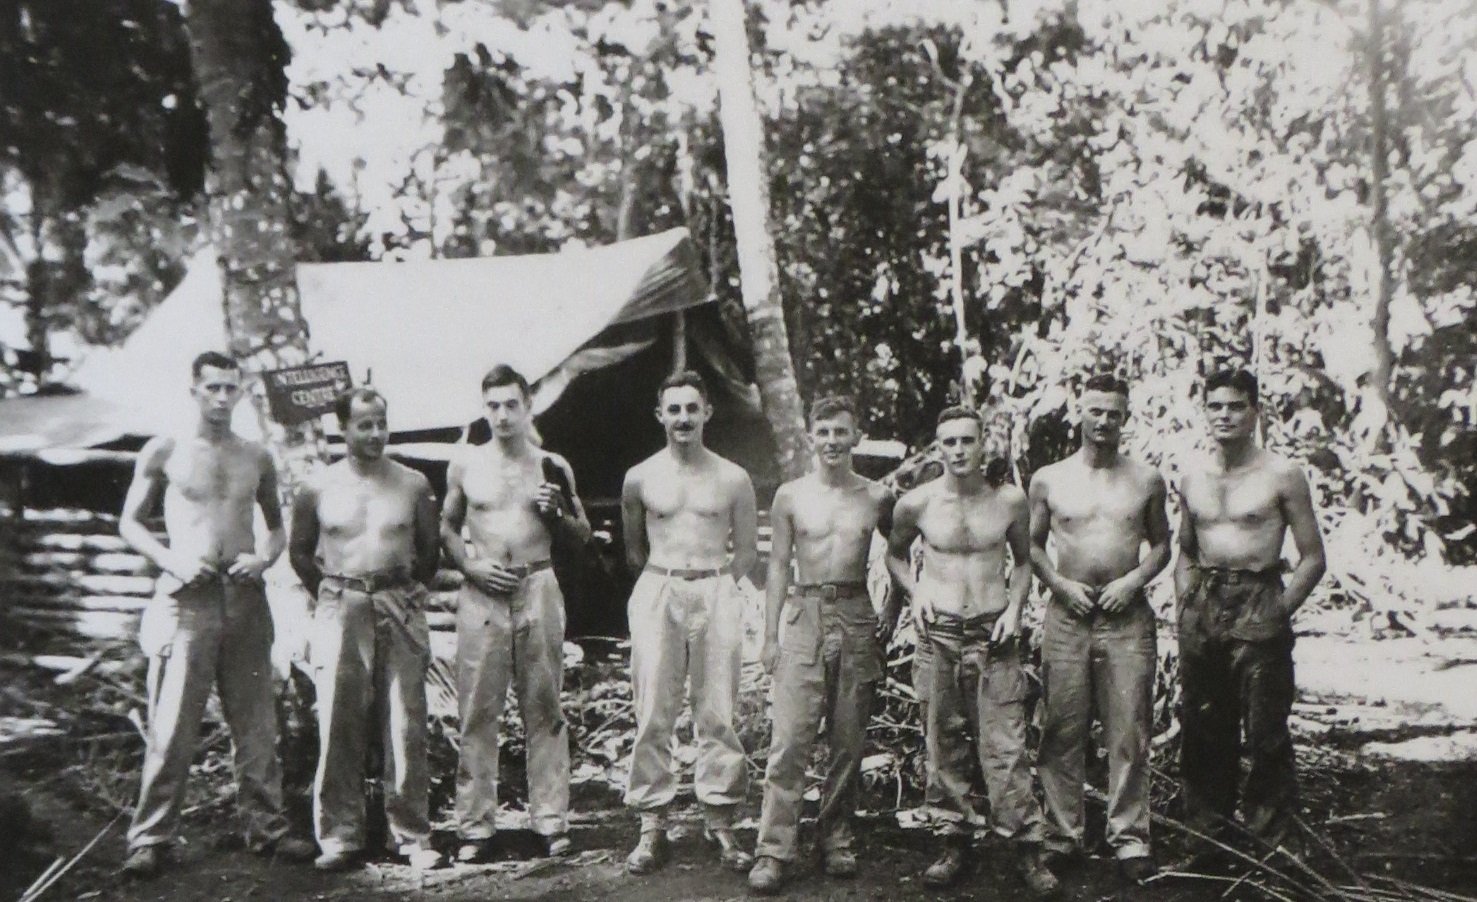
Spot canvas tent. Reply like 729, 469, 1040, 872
0, 228, 781, 505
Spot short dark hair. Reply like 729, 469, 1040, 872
481, 364, 530, 398
1082, 373, 1129, 399
657, 369, 709, 404
191, 351, 238, 379
808, 394, 857, 425
936, 405, 983, 432
334, 386, 387, 425
1204, 368, 1259, 406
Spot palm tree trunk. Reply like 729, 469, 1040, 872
708, 0, 811, 480
183, 0, 326, 487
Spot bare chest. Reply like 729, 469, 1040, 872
643, 472, 728, 522
1048, 476, 1144, 531
1186, 471, 1282, 529
463, 456, 540, 514
790, 489, 877, 546
318, 480, 416, 536
918, 497, 1008, 554
164, 443, 258, 506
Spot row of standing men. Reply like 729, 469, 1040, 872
115, 354, 1325, 898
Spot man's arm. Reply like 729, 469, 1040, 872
1027, 468, 1094, 617
411, 475, 441, 586
440, 454, 473, 572
884, 493, 920, 597
120, 438, 209, 584
227, 448, 285, 583
761, 485, 795, 674
886, 492, 931, 634
729, 469, 759, 582
1278, 464, 1326, 616
288, 480, 323, 596
993, 489, 1032, 643
875, 486, 905, 641
1174, 479, 1198, 600
620, 468, 648, 576
1098, 469, 1173, 613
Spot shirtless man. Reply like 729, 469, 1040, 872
747, 396, 898, 894
1029, 375, 1170, 884
119, 352, 315, 878
887, 407, 1057, 896
442, 365, 591, 863
1175, 368, 1325, 855
289, 387, 442, 871
620, 370, 758, 875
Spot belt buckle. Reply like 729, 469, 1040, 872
821, 584, 839, 601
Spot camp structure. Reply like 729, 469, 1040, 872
0, 228, 780, 641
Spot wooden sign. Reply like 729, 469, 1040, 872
262, 362, 351, 425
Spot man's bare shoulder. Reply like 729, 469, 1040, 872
1121, 455, 1166, 491
1029, 457, 1070, 494
995, 482, 1029, 512
388, 458, 432, 493
711, 452, 754, 491
1261, 450, 1310, 489
1177, 451, 1216, 486
896, 480, 938, 514
861, 475, 893, 505
137, 435, 177, 473
243, 439, 275, 472
772, 477, 802, 506
625, 450, 665, 482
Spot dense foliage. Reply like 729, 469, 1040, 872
3, 0, 1473, 592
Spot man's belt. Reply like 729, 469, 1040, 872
504, 559, 552, 579
648, 564, 726, 580
1191, 563, 1282, 586
794, 582, 867, 600
928, 610, 1001, 638
322, 568, 414, 594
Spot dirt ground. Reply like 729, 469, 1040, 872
5, 635, 1477, 901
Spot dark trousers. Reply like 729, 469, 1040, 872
1178, 566, 1297, 847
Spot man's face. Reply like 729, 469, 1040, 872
483, 384, 531, 440
1079, 389, 1127, 449
936, 417, 984, 477
656, 385, 711, 447
1205, 386, 1257, 443
192, 364, 243, 424
343, 396, 389, 461
810, 411, 859, 469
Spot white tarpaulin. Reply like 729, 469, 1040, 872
6, 228, 704, 446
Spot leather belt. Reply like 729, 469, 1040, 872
1191, 563, 1282, 586
322, 568, 414, 594
504, 559, 552, 578
794, 582, 867, 600
648, 564, 726, 580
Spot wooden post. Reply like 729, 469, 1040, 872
672, 311, 688, 374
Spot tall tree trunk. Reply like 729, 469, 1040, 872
1365, 0, 1397, 440
183, 0, 326, 489
708, 0, 810, 480
943, 73, 976, 407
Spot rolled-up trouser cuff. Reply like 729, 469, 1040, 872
317, 838, 361, 856
639, 810, 668, 832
